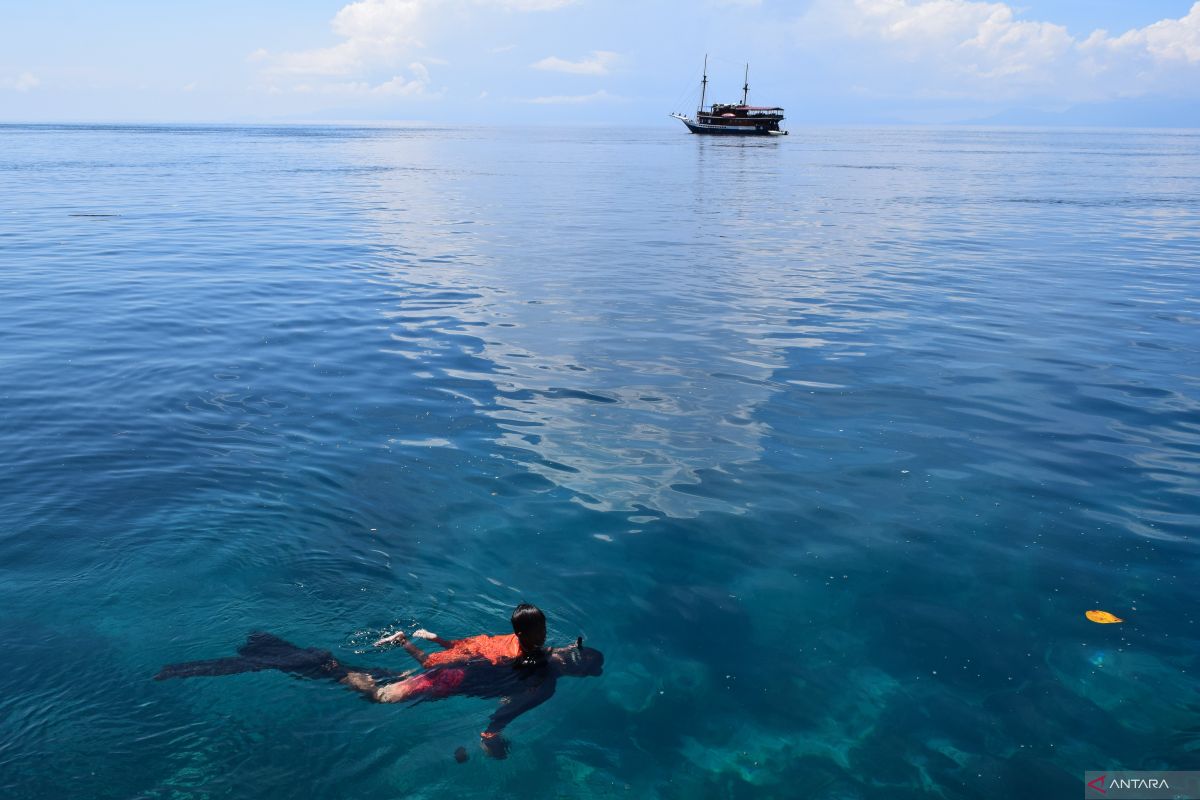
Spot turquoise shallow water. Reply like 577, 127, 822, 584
1, 124, 1198, 798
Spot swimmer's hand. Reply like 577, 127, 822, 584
412, 629, 437, 641
480, 732, 510, 760
373, 631, 408, 647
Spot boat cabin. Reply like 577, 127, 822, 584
698, 104, 785, 131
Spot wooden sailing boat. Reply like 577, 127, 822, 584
671, 56, 787, 136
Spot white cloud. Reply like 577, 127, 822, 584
804, 0, 1200, 102
490, 0, 572, 8
1083, 3, 1200, 64
258, 0, 574, 93
266, 0, 426, 78
524, 89, 619, 104
2, 72, 40, 92
291, 63, 433, 96
378, 63, 432, 93
531, 50, 619, 75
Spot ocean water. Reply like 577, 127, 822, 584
1, 123, 1198, 799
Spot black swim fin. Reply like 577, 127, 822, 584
155, 632, 398, 683
155, 632, 337, 681
154, 656, 271, 681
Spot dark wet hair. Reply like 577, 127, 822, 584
511, 603, 547, 656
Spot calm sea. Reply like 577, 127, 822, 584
1, 124, 1198, 799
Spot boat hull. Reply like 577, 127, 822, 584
671, 114, 787, 136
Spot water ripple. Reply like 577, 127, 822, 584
0, 124, 1197, 799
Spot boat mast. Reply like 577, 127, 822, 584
698, 54, 708, 117
741, 63, 749, 106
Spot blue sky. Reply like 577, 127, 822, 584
2, 0, 1198, 125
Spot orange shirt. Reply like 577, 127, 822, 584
423, 634, 521, 667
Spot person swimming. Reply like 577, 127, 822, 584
374, 602, 548, 669
155, 629, 603, 759
344, 634, 602, 758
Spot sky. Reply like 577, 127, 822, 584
2, 0, 1199, 125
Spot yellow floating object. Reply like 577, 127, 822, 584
1086, 610, 1123, 624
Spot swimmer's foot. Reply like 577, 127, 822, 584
376, 681, 414, 703
342, 671, 378, 695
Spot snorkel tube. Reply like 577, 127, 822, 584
557, 635, 603, 677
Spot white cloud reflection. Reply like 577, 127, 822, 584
348, 134, 799, 518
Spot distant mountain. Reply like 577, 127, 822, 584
963, 97, 1200, 129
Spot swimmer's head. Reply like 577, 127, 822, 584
551, 638, 604, 677
511, 603, 547, 653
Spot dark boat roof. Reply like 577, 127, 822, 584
713, 105, 783, 111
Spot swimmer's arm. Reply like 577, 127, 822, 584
373, 631, 405, 647
376, 629, 453, 649
371, 631, 430, 666
480, 679, 556, 757
413, 629, 455, 649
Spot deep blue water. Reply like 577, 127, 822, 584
1, 124, 1198, 799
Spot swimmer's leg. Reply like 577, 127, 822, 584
344, 668, 464, 703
